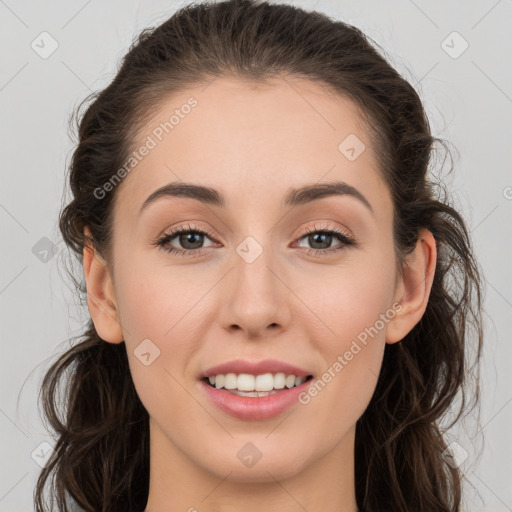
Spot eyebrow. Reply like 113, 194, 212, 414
139, 180, 373, 215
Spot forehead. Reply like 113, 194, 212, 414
114, 75, 386, 217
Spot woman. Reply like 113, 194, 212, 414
35, 0, 484, 510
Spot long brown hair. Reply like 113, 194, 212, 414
34, 1, 484, 510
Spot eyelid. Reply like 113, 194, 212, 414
153, 221, 218, 242
295, 222, 355, 243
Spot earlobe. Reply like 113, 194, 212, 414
82, 228, 124, 344
386, 228, 437, 344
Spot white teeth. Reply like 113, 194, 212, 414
224, 373, 238, 390
285, 375, 296, 388
215, 374, 224, 389
206, 372, 309, 391
237, 373, 255, 391
274, 372, 286, 389
255, 373, 274, 391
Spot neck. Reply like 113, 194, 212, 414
144, 419, 359, 512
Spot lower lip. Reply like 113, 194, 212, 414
199, 378, 313, 421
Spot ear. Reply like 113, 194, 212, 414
386, 228, 437, 344
82, 227, 124, 344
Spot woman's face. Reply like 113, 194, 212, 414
88, 76, 418, 484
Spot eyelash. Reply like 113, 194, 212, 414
152, 222, 356, 257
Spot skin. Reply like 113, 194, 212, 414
82, 75, 436, 512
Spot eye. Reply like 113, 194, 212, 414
293, 223, 356, 256
152, 222, 217, 257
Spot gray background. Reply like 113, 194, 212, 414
1, 0, 511, 510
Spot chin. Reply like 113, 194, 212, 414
196, 436, 312, 483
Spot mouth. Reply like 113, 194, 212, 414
199, 372, 315, 420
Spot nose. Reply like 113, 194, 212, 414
218, 241, 292, 339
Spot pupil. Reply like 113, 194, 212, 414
180, 233, 203, 249
310, 233, 331, 249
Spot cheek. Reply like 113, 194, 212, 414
114, 251, 213, 340
123, 317, 200, 444
300, 243, 397, 348
297, 250, 396, 430
112, 260, 208, 419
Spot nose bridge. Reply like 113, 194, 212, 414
220, 229, 290, 336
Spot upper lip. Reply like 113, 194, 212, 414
200, 359, 313, 379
